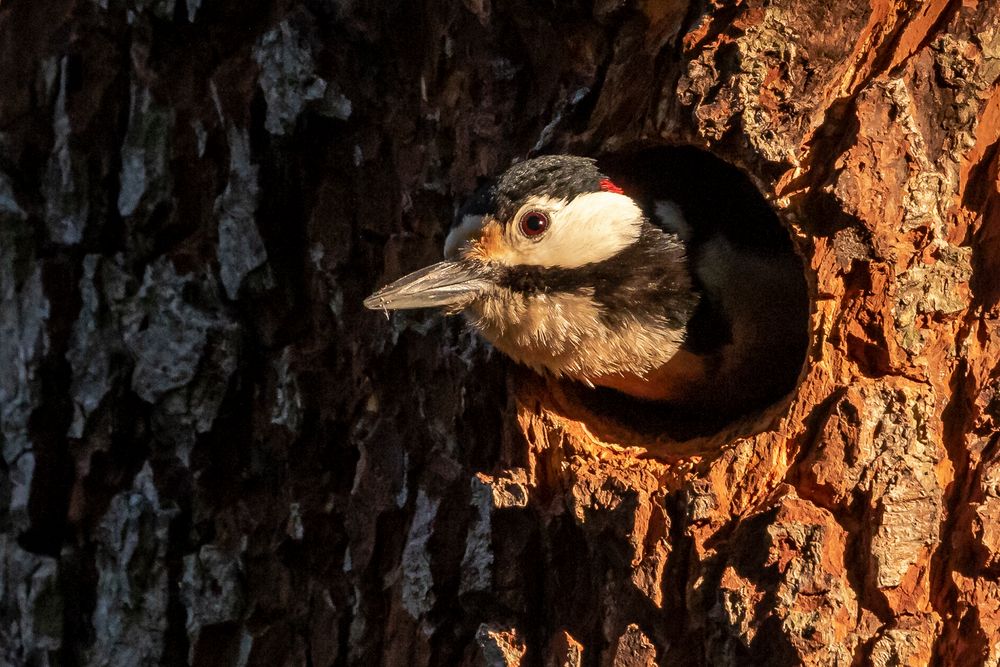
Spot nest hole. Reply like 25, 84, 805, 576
544, 144, 811, 446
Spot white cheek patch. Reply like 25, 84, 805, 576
506, 191, 644, 268
443, 214, 485, 259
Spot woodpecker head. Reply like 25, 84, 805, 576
364, 155, 699, 388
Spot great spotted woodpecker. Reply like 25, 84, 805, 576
365, 155, 807, 412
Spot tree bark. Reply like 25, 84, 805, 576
1, 1, 998, 666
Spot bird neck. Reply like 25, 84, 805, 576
467, 220, 700, 381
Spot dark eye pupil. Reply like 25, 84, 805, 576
521, 211, 548, 236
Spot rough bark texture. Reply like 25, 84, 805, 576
1, 1, 999, 666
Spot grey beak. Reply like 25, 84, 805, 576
364, 260, 491, 311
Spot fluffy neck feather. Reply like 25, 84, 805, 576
466, 221, 698, 381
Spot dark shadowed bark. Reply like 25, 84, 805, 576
1, 0, 999, 665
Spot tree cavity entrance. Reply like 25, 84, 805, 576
545, 145, 811, 446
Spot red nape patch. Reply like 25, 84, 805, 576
599, 178, 624, 195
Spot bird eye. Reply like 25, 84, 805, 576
519, 211, 550, 237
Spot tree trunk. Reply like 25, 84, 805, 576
1, 0, 998, 665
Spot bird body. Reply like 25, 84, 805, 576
365, 154, 806, 412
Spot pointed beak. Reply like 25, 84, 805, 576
364, 260, 492, 312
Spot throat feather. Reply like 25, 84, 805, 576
469, 224, 698, 380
